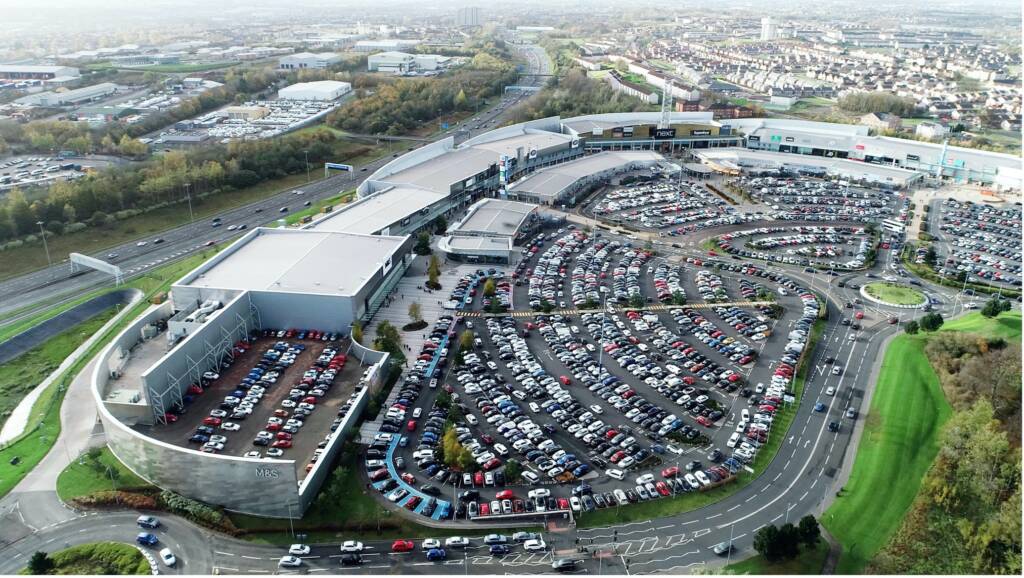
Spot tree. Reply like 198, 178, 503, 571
408, 302, 422, 323
483, 278, 496, 297
981, 297, 1012, 318
7, 189, 36, 235
433, 215, 447, 234
372, 320, 405, 362
777, 523, 801, 560
414, 230, 432, 255
454, 89, 469, 110
629, 293, 645, 308
924, 245, 937, 266
427, 254, 442, 289
351, 321, 363, 343
798, 515, 821, 547
27, 551, 54, 575
905, 320, 920, 334
459, 329, 475, 352
118, 134, 148, 157
503, 459, 523, 483
754, 524, 784, 562
919, 312, 945, 332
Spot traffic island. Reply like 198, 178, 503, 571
861, 282, 926, 308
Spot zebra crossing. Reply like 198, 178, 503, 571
456, 300, 774, 319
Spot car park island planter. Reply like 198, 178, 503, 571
860, 282, 926, 308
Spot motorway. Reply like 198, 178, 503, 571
0, 44, 551, 321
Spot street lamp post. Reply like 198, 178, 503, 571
36, 221, 52, 268
184, 183, 194, 230
303, 150, 310, 183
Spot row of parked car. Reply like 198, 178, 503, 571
936, 199, 1021, 286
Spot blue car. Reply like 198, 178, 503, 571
573, 464, 590, 477
489, 544, 509, 556
426, 548, 447, 561
814, 402, 826, 412
136, 533, 158, 546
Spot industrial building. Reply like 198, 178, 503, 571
505, 151, 666, 205
0, 64, 79, 80
224, 105, 270, 121
14, 82, 118, 106
367, 51, 452, 73
278, 52, 341, 70
439, 198, 539, 263
695, 147, 922, 188
278, 80, 352, 101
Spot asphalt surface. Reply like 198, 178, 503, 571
0, 44, 551, 321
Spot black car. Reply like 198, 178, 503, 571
341, 554, 363, 566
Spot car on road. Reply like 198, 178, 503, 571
445, 536, 470, 548
288, 544, 310, 556
391, 540, 415, 553
552, 558, 578, 572
814, 402, 826, 412
341, 554, 363, 566
828, 421, 840, 432
484, 534, 508, 545
421, 538, 441, 550
713, 542, 733, 555
136, 533, 158, 547
524, 539, 546, 552
339, 541, 364, 552
825, 386, 835, 396
278, 555, 302, 567
425, 548, 447, 561
845, 407, 857, 419
136, 515, 160, 529
159, 548, 176, 567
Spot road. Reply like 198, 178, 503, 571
0, 44, 551, 322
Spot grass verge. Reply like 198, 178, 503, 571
0, 307, 118, 433
940, 310, 1021, 343
283, 190, 357, 225
725, 540, 830, 574
820, 333, 952, 573
56, 447, 152, 501
25, 541, 151, 575
0, 249, 220, 499
862, 282, 925, 305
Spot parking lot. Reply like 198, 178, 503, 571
728, 175, 901, 223
713, 224, 875, 270
932, 198, 1022, 287
583, 176, 755, 237
144, 331, 363, 479
363, 224, 827, 524
0, 154, 92, 190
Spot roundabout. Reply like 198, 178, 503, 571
861, 282, 927, 308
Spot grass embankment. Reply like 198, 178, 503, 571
0, 289, 115, 344
56, 447, 152, 501
0, 307, 118, 432
0, 135, 384, 282
725, 540, 830, 574
862, 282, 925, 305
23, 542, 150, 575
577, 317, 826, 528
0, 250, 219, 499
821, 327, 956, 571
940, 310, 1022, 342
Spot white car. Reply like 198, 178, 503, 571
523, 539, 547, 552
266, 448, 284, 457
589, 404, 604, 415
159, 548, 176, 567
421, 538, 441, 550
221, 422, 241, 431
635, 473, 655, 485
445, 536, 470, 548
528, 488, 551, 499
137, 241, 148, 247
279, 555, 302, 567
288, 544, 310, 556
826, 386, 835, 396
339, 541, 364, 553
243, 450, 261, 458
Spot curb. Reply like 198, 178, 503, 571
858, 284, 925, 309
135, 545, 161, 575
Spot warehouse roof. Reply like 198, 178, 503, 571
507, 151, 664, 200
696, 148, 920, 184
471, 131, 573, 157
445, 236, 513, 251
181, 229, 406, 296
452, 198, 537, 237
383, 146, 497, 193
308, 186, 447, 235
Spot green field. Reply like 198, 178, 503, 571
56, 447, 151, 501
121, 61, 239, 73
940, 310, 1022, 342
0, 307, 118, 433
283, 190, 356, 225
26, 542, 150, 575
726, 540, 830, 574
0, 250, 219, 499
821, 333, 952, 572
863, 282, 926, 305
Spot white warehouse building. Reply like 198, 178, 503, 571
278, 52, 341, 70
278, 80, 352, 101
367, 51, 451, 73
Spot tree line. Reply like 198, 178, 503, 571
0, 128, 354, 245
871, 315, 1021, 574
837, 91, 918, 117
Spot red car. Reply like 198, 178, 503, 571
163, 413, 178, 423
274, 409, 290, 418
400, 472, 416, 484
276, 432, 293, 440
482, 458, 502, 471
266, 422, 282, 431
556, 498, 569, 510
655, 481, 671, 496
474, 471, 484, 486
188, 384, 204, 395
559, 376, 571, 385
271, 439, 292, 448
370, 468, 389, 482
696, 416, 712, 427
391, 540, 415, 553
407, 420, 417, 432
404, 496, 421, 510
854, 311, 865, 320
480, 502, 490, 516
303, 396, 318, 405
202, 417, 222, 426
661, 466, 679, 478
495, 489, 514, 500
